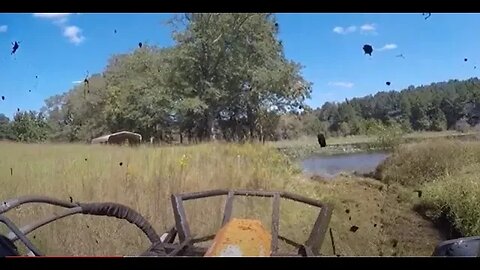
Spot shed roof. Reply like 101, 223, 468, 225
91, 131, 142, 144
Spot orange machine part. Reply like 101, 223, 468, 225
204, 218, 272, 257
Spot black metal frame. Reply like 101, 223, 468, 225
159, 189, 333, 256
0, 190, 333, 257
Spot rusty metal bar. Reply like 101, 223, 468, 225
0, 215, 43, 256
221, 191, 235, 226
271, 193, 280, 254
192, 234, 216, 244
171, 194, 191, 242
304, 205, 333, 256
175, 190, 326, 209
281, 192, 326, 208
232, 190, 276, 198
163, 226, 177, 243
298, 245, 315, 257
178, 189, 227, 201
162, 243, 207, 256
271, 253, 302, 257
7, 207, 83, 242
0, 195, 77, 214
166, 238, 192, 256
278, 235, 302, 249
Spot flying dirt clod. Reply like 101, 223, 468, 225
422, 13, 432, 20
363, 44, 373, 56
11, 41, 20, 55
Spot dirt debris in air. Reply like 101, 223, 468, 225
310, 176, 444, 256
363, 44, 373, 56
11, 41, 20, 55
350, 226, 359, 233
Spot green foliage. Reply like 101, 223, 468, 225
366, 119, 404, 149
376, 139, 480, 187
295, 78, 480, 139
455, 117, 471, 133
429, 108, 447, 131
11, 111, 50, 143
421, 164, 480, 236
0, 114, 15, 140
38, 13, 311, 144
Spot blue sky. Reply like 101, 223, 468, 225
0, 13, 479, 118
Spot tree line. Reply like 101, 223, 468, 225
280, 78, 480, 140
1, 13, 480, 143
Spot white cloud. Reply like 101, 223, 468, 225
334, 23, 378, 35
360, 23, 376, 33
333, 25, 357, 35
72, 80, 83, 84
328, 81, 354, 88
0, 25, 7, 33
377, 43, 398, 51
33, 13, 72, 19
63, 26, 85, 45
33, 13, 85, 45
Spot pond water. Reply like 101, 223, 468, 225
300, 152, 389, 178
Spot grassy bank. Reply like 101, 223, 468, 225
269, 131, 477, 160
0, 141, 444, 256
376, 139, 480, 237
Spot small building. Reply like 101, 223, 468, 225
91, 131, 142, 145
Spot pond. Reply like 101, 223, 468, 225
300, 152, 389, 178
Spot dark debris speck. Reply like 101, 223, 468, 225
345, 209, 350, 214
119, 162, 123, 166
391, 239, 398, 248
350, 226, 359, 233
363, 44, 373, 56
11, 41, 20, 55
422, 13, 431, 20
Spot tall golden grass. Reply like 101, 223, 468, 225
0, 142, 321, 256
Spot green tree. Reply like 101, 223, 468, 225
0, 114, 14, 140
429, 107, 447, 131
167, 13, 311, 141
11, 111, 49, 143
